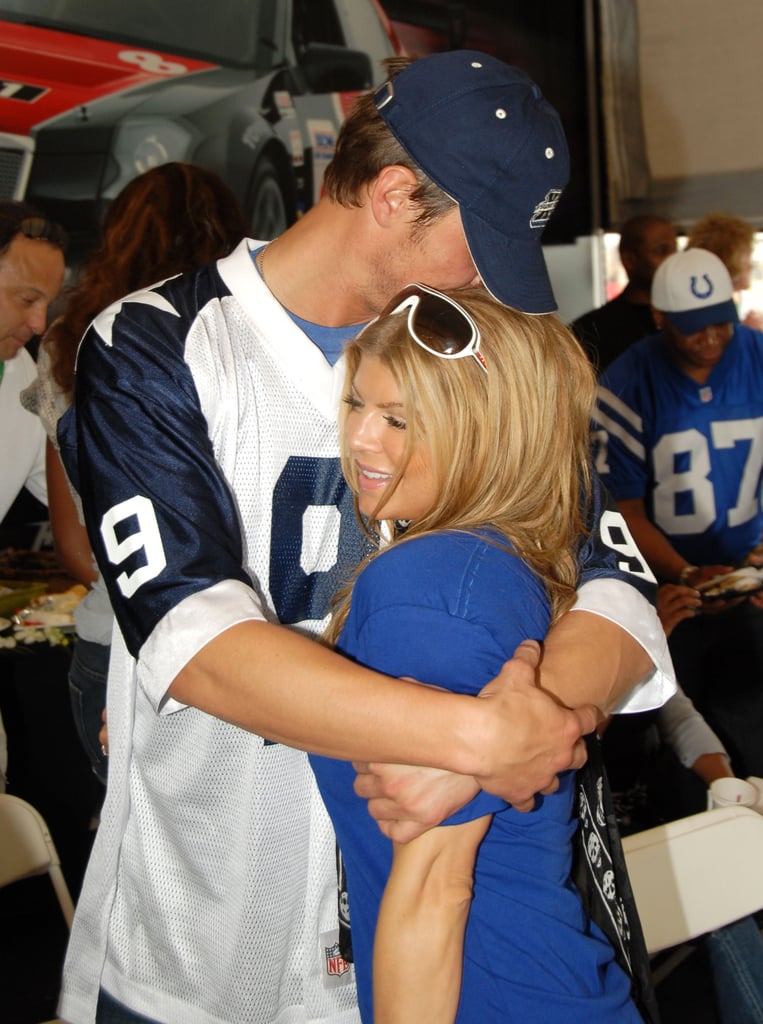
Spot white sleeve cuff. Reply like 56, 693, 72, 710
137, 579, 266, 713
572, 578, 677, 713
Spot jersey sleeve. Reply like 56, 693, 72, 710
580, 466, 652, 582
592, 359, 651, 503
578, 370, 676, 711
57, 275, 261, 701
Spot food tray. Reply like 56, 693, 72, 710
0, 580, 48, 617
697, 567, 763, 600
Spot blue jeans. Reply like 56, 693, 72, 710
68, 637, 110, 785
96, 989, 160, 1024
706, 915, 763, 1023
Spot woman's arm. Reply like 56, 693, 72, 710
373, 815, 490, 1024
45, 439, 98, 586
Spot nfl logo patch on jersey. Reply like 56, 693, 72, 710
321, 929, 353, 987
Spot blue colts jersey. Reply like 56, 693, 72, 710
593, 327, 763, 566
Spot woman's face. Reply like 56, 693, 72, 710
344, 354, 438, 522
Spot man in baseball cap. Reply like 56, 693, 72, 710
649, 247, 739, 376
595, 245, 763, 783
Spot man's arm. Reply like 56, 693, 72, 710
538, 608, 651, 712
170, 626, 595, 807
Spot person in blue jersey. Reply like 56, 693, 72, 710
57, 52, 672, 1024
594, 246, 763, 778
312, 285, 641, 1023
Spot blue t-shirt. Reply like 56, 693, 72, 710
310, 530, 639, 1023
594, 326, 763, 565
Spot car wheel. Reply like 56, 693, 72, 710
248, 158, 289, 240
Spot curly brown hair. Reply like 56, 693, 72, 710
45, 162, 248, 397
687, 213, 755, 284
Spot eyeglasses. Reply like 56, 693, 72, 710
369, 283, 487, 373
0, 214, 68, 251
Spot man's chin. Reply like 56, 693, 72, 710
0, 341, 25, 361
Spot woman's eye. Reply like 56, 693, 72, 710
343, 394, 362, 410
384, 415, 407, 431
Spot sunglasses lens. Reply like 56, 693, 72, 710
20, 217, 67, 249
411, 292, 474, 355
373, 284, 486, 372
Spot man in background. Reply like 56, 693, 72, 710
594, 247, 763, 779
0, 201, 65, 521
572, 214, 676, 371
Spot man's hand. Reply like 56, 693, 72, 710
657, 583, 701, 637
474, 640, 598, 807
354, 640, 598, 842
353, 763, 480, 843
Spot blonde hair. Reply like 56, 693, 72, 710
326, 288, 596, 642
687, 213, 755, 283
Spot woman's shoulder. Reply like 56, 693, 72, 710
357, 529, 545, 618
365, 529, 504, 578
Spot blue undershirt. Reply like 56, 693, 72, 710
251, 246, 362, 363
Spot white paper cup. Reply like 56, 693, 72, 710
707, 777, 758, 809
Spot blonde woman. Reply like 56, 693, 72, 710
310, 285, 641, 1023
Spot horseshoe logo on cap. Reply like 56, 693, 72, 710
691, 274, 714, 300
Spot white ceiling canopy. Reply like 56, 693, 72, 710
599, 0, 763, 229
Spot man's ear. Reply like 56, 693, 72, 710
652, 307, 665, 329
368, 165, 420, 228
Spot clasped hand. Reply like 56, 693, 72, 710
353, 640, 597, 842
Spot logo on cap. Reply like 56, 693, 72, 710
691, 274, 713, 300
530, 189, 563, 229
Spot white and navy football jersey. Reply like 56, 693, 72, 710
58, 241, 367, 1024
594, 327, 763, 566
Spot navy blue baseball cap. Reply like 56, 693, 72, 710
374, 50, 569, 314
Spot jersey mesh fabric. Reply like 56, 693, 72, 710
59, 241, 365, 1024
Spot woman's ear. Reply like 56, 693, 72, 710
368, 165, 420, 228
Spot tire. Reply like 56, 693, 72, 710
247, 157, 289, 240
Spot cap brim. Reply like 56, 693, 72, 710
665, 299, 739, 335
461, 208, 557, 314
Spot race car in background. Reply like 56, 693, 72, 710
0, 0, 397, 263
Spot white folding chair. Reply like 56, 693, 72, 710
623, 805, 763, 982
0, 793, 73, 1024
0, 792, 74, 926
